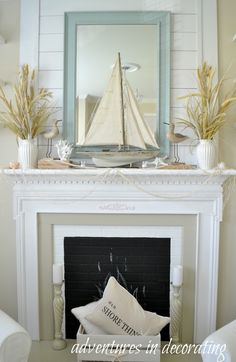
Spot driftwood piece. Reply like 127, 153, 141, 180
38, 158, 72, 169
159, 163, 196, 170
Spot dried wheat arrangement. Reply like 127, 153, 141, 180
0, 64, 54, 139
177, 62, 236, 140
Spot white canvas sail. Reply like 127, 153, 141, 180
124, 79, 159, 149
82, 58, 123, 146
81, 53, 159, 151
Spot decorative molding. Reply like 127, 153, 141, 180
4, 168, 234, 186
99, 203, 136, 211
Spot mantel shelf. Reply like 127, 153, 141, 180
3, 168, 236, 186
3, 167, 236, 176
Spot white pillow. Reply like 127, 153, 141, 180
86, 276, 170, 336
71, 300, 106, 335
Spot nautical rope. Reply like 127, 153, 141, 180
106, 167, 230, 200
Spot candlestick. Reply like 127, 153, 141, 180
52, 281, 67, 350
52, 263, 66, 350
53, 264, 63, 284
172, 265, 183, 287
170, 284, 182, 344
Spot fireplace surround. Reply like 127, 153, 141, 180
4, 168, 234, 343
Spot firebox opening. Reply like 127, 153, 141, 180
64, 236, 170, 340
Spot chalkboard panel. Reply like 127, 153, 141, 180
64, 236, 170, 340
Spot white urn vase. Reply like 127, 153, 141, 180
196, 139, 217, 170
18, 139, 38, 169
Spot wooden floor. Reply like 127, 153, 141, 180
29, 340, 202, 362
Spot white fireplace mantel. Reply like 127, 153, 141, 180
4, 168, 236, 343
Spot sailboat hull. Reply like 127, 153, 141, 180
90, 150, 159, 167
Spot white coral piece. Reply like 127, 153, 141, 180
56, 140, 73, 161
142, 156, 168, 169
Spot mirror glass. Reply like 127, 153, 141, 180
64, 12, 170, 157
76, 24, 159, 145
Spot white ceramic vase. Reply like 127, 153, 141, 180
18, 139, 38, 169
196, 139, 217, 170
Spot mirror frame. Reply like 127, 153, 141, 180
64, 11, 170, 157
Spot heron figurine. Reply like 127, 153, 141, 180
43, 119, 62, 158
165, 122, 189, 163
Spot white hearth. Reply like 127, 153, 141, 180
4, 168, 235, 343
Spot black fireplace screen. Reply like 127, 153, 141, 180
64, 236, 170, 340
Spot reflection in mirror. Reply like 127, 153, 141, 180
76, 25, 159, 146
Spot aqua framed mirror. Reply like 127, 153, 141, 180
64, 11, 170, 159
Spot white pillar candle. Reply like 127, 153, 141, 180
172, 265, 183, 287
53, 264, 63, 284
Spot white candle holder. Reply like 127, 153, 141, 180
170, 283, 182, 344
52, 282, 67, 350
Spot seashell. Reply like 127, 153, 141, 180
9, 161, 20, 169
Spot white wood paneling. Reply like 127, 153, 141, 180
172, 70, 197, 89
40, 15, 64, 34
172, 33, 197, 51
171, 51, 197, 70
39, 70, 63, 88
45, 88, 63, 107
171, 107, 187, 119
40, 0, 197, 16
198, 0, 218, 66
39, 34, 63, 52
171, 88, 197, 108
45, 108, 63, 121
171, 14, 197, 33
20, 0, 39, 68
39, 52, 63, 70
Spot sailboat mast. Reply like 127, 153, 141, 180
118, 52, 126, 148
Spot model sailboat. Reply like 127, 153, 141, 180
80, 53, 159, 167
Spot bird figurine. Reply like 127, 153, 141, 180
42, 119, 62, 158
165, 122, 189, 163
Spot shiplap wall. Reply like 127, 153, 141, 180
22, 0, 217, 164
